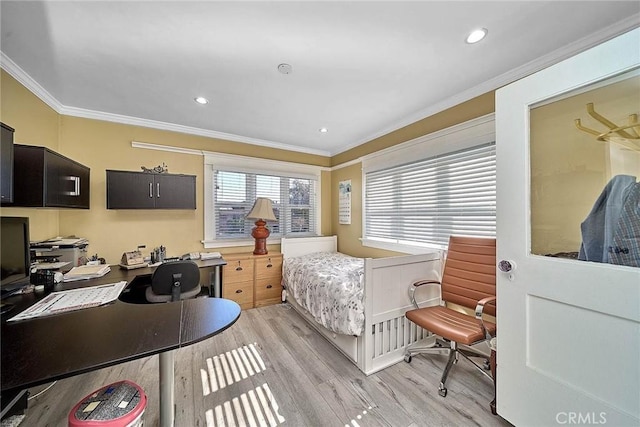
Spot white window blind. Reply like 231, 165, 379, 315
364, 142, 496, 248
213, 169, 317, 240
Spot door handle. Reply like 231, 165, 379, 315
498, 260, 515, 273
65, 176, 80, 196
149, 183, 153, 198
157, 182, 160, 198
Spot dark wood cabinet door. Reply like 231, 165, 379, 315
54, 156, 90, 208
0, 123, 14, 203
106, 170, 155, 209
5, 145, 90, 209
154, 174, 196, 209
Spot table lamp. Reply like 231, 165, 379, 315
246, 197, 277, 255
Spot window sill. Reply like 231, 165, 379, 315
360, 238, 445, 255
202, 238, 261, 249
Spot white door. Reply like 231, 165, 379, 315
496, 28, 640, 427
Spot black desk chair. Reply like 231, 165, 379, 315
145, 260, 201, 303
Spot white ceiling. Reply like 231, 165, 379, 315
1, 1, 638, 157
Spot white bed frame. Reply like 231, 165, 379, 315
281, 236, 442, 375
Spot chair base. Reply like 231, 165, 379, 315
404, 335, 493, 397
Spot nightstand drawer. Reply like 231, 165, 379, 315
255, 277, 282, 303
255, 255, 282, 278
223, 281, 253, 309
223, 258, 254, 283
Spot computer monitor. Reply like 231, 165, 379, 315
1, 216, 31, 295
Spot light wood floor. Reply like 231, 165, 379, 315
21, 303, 513, 426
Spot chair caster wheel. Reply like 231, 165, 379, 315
438, 387, 447, 397
404, 354, 412, 363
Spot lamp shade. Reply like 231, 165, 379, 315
246, 198, 277, 221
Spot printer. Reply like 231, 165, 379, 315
31, 237, 89, 267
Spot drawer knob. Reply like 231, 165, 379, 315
235, 289, 243, 294
266, 284, 273, 289
235, 261, 243, 271
266, 263, 273, 268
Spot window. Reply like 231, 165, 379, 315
204, 153, 321, 248
362, 115, 496, 252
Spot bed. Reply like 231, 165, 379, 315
281, 236, 442, 375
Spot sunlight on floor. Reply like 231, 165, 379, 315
200, 343, 285, 427
345, 406, 373, 427
201, 343, 266, 395
205, 383, 285, 427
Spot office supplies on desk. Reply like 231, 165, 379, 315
120, 246, 148, 270
7, 281, 127, 322
200, 252, 222, 260
63, 264, 111, 282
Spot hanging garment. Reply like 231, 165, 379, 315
609, 182, 640, 267
578, 174, 637, 263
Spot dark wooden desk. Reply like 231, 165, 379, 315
1, 262, 239, 426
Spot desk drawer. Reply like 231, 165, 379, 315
223, 280, 253, 310
255, 255, 282, 279
255, 277, 282, 307
223, 258, 254, 283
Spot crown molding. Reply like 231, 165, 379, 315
1, 51, 331, 158
333, 14, 640, 156
3, 14, 638, 160
60, 105, 331, 157
0, 51, 64, 113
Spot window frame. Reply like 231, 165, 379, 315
203, 153, 323, 248
361, 114, 496, 254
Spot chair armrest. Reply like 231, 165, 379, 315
475, 296, 496, 340
408, 280, 441, 309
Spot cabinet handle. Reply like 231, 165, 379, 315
266, 284, 273, 289
235, 261, 243, 271
157, 182, 160, 198
66, 176, 80, 196
235, 289, 243, 294
149, 183, 153, 198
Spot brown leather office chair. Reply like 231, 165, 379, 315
145, 260, 201, 303
404, 235, 496, 397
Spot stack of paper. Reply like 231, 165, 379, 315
63, 264, 111, 282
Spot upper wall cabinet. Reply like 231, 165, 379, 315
106, 170, 196, 210
1, 123, 15, 203
3, 144, 90, 209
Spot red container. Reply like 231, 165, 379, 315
68, 380, 146, 427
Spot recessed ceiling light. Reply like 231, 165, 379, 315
466, 28, 488, 44
194, 97, 209, 105
319, 127, 328, 133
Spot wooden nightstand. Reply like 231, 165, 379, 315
222, 252, 283, 309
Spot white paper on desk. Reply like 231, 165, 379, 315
33, 261, 71, 270
63, 265, 111, 282
7, 281, 128, 322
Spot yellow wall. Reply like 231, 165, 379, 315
2, 69, 496, 262
1, 70, 60, 240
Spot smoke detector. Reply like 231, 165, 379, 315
277, 63, 292, 74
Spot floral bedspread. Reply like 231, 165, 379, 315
283, 252, 365, 336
